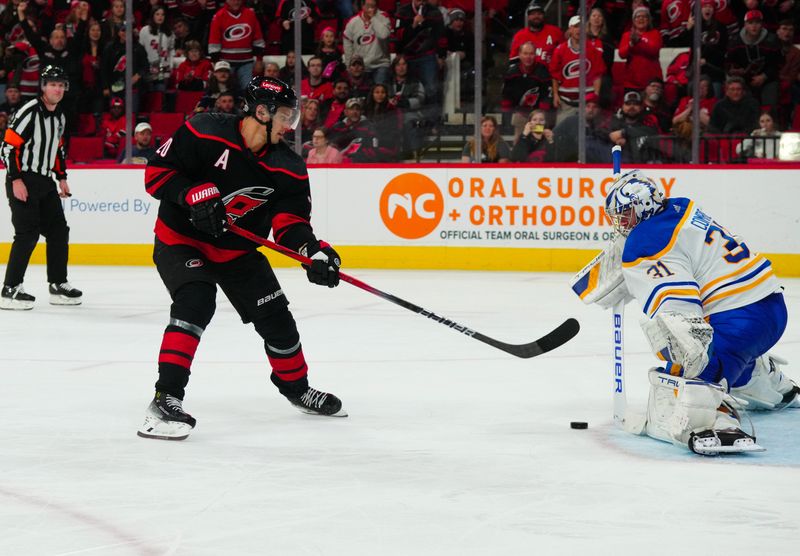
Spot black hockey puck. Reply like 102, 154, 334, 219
570, 421, 588, 430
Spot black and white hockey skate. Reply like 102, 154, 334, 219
688, 428, 766, 456
288, 387, 348, 417
137, 391, 197, 441
49, 282, 82, 305
0, 284, 35, 310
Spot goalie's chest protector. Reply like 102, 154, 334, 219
621, 198, 780, 318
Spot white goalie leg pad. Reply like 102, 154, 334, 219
731, 353, 800, 410
641, 312, 713, 378
570, 234, 633, 309
645, 369, 724, 446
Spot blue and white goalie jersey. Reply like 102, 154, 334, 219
621, 197, 781, 319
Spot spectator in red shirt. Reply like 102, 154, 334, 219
100, 96, 126, 159
175, 41, 213, 92
320, 79, 351, 128
208, 0, 265, 91
508, 1, 562, 63
550, 15, 606, 125
672, 74, 716, 139
79, 19, 106, 117
502, 41, 551, 140
619, 6, 663, 92
301, 56, 334, 101
660, 0, 692, 47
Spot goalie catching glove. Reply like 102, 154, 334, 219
641, 312, 713, 378
182, 183, 226, 237
301, 240, 341, 288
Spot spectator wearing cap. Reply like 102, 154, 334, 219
175, 41, 213, 92
301, 56, 335, 102
660, 0, 693, 47
395, 0, 446, 116
501, 41, 551, 140
316, 26, 345, 82
607, 90, 659, 163
551, 92, 612, 162
686, 0, 728, 98
197, 60, 239, 111
79, 19, 107, 118
100, 97, 126, 159
139, 5, 175, 106
307, 127, 343, 164
320, 79, 351, 128
725, 9, 782, 108
117, 121, 156, 164
17, 0, 87, 133
101, 20, 148, 110
461, 115, 511, 163
550, 15, 606, 126
328, 96, 379, 162
343, 0, 393, 86
709, 75, 761, 133
641, 77, 671, 133
363, 82, 403, 161
508, 2, 563, 63
345, 55, 374, 98
278, 0, 319, 54
0, 85, 24, 117
619, 6, 663, 93
444, 8, 475, 105
208, 0, 266, 91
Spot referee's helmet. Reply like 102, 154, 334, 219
40, 65, 69, 91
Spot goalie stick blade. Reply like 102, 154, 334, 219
477, 318, 580, 359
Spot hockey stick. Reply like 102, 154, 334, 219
610, 146, 629, 429
227, 223, 580, 359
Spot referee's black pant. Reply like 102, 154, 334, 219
4, 172, 70, 287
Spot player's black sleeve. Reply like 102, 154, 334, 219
144, 123, 197, 204
267, 146, 317, 252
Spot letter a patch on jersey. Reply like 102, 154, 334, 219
214, 149, 230, 170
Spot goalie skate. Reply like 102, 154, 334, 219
688, 429, 766, 456
137, 392, 196, 441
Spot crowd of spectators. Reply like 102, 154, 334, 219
0, 0, 798, 164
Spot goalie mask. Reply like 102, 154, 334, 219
604, 170, 665, 236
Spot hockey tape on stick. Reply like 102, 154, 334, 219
227, 223, 580, 359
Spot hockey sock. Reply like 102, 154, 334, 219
254, 311, 309, 397
155, 283, 215, 399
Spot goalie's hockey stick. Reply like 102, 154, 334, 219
227, 223, 580, 359
610, 146, 629, 429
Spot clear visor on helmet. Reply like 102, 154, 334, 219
272, 105, 301, 130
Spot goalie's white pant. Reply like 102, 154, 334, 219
731, 353, 800, 410
645, 369, 740, 447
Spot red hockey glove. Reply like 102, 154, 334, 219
302, 240, 341, 288
182, 183, 226, 238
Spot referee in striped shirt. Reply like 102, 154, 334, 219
0, 65, 82, 310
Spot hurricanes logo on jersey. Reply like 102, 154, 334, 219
224, 24, 252, 41
223, 186, 274, 223
563, 59, 591, 80
357, 31, 376, 46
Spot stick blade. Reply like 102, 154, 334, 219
478, 318, 580, 359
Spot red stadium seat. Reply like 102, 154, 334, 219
149, 112, 185, 140
76, 113, 98, 137
67, 137, 103, 163
174, 91, 204, 115
144, 91, 164, 112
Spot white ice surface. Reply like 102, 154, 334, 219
1, 265, 799, 556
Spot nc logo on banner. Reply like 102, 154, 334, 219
380, 173, 443, 239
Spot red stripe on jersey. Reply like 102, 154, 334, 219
159, 352, 192, 368
155, 219, 249, 262
161, 331, 200, 356
145, 167, 177, 195
257, 161, 308, 180
271, 212, 310, 241
185, 120, 243, 151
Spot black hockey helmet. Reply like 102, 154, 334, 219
40, 64, 69, 90
243, 76, 300, 129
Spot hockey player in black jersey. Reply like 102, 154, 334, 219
138, 76, 346, 441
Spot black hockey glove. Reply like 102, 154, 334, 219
302, 240, 341, 288
182, 183, 226, 238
